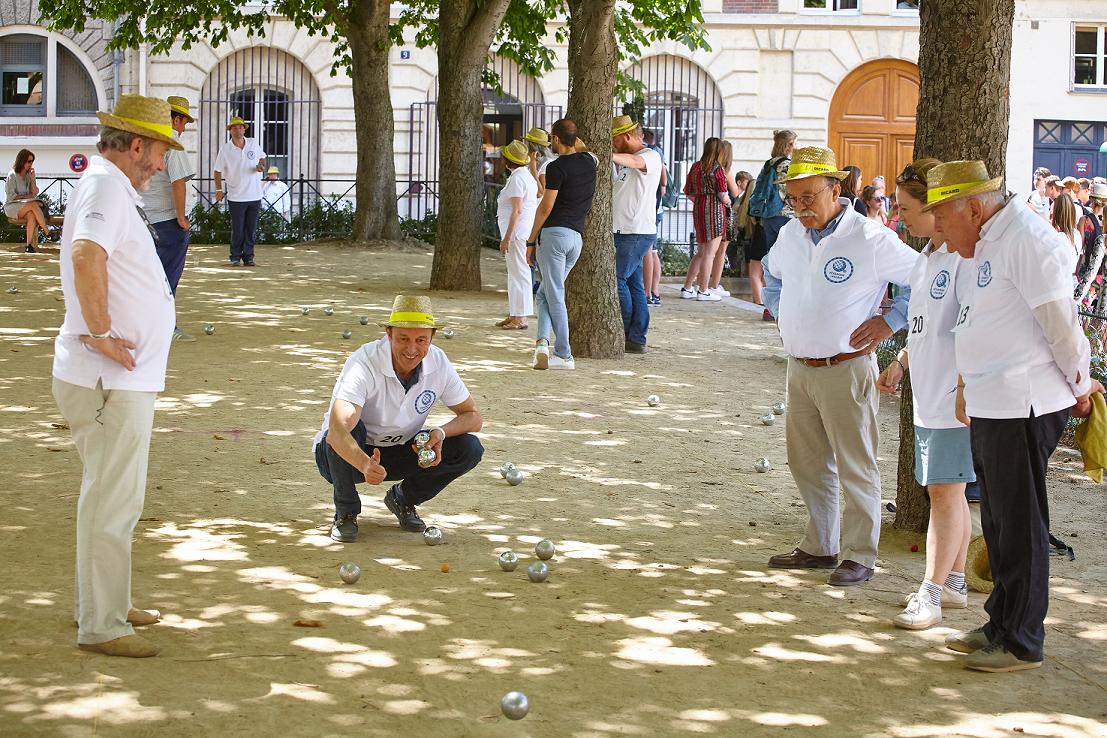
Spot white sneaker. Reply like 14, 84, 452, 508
711, 286, 730, 297
548, 355, 575, 370
899, 584, 967, 609
680, 287, 697, 299
696, 290, 721, 302
532, 343, 549, 370
892, 592, 943, 630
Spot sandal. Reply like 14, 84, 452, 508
502, 318, 527, 330
495, 317, 513, 327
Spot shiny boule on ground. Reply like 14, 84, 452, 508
501, 691, 530, 720
526, 561, 548, 582
754, 457, 771, 473
505, 469, 523, 486
647, 394, 660, 407
359, 316, 369, 325
441, 329, 454, 338
772, 401, 786, 415
499, 462, 515, 478
423, 526, 443, 546
301, 307, 310, 315
324, 307, 334, 316
535, 540, 555, 560
339, 563, 361, 584
761, 413, 775, 426
204, 325, 215, 335
498, 551, 519, 571
342, 330, 352, 339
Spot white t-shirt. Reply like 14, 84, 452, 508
906, 244, 964, 429
53, 157, 175, 392
262, 180, 291, 216
214, 138, 266, 202
613, 147, 663, 234
1027, 190, 1050, 220
313, 337, 471, 451
141, 130, 195, 224
497, 166, 538, 242
765, 204, 920, 359
953, 198, 1079, 419
538, 155, 557, 178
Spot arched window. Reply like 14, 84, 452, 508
57, 45, 97, 115
0, 32, 99, 117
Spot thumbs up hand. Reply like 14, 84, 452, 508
363, 447, 386, 485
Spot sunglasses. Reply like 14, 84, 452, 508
899, 165, 922, 183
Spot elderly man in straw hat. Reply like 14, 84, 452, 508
142, 96, 197, 341
51, 94, 183, 658
262, 165, 292, 220
214, 116, 266, 267
612, 115, 663, 353
924, 160, 1102, 672
762, 146, 920, 586
314, 295, 484, 542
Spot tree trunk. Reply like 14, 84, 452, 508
562, 0, 623, 359
346, 0, 402, 242
430, 0, 512, 290
895, 0, 1014, 533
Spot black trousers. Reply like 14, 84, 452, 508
970, 408, 1069, 662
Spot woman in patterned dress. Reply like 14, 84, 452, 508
680, 138, 730, 301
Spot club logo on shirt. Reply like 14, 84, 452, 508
415, 390, 436, 414
247, 150, 256, 160
930, 270, 950, 299
823, 257, 854, 283
977, 261, 992, 287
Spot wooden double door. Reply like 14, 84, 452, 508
828, 59, 920, 189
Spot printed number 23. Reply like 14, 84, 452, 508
910, 316, 924, 335
955, 305, 970, 327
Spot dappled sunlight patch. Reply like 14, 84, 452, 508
750, 643, 850, 663
374, 558, 422, 571
884, 712, 1107, 737
625, 611, 722, 635
734, 611, 797, 626
155, 522, 248, 562
382, 699, 431, 715
34, 689, 169, 724
613, 637, 714, 667
254, 682, 336, 704
793, 631, 887, 654
742, 711, 828, 728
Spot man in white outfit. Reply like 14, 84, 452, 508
52, 95, 180, 658
262, 166, 292, 220
214, 116, 266, 266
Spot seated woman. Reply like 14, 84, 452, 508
5, 149, 48, 253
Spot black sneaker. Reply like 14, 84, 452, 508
330, 512, 358, 542
625, 339, 647, 354
230, 259, 241, 267
383, 484, 425, 532
243, 258, 255, 267
24, 244, 36, 253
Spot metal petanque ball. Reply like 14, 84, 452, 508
498, 551, 520, 571
204, 325, 215, 335
414, 431, 431, 449
526, 561, 549, 583
501, 691, 530, 720
339, 563, 361, 584
324, 307, 334, 316
301, 307, 310, 315
499, 462, 516, 478
535, 540, 555, 560
342, 330, 352, 339
441, 329, 454, 338
359, 316, 369, 325
761, 413, 776, 426
772, 401, 786, 415
505, 469, 523, 486
7, 287, 17, 293
423, 526, 443, 546
647, 394, 660, 407
754, 457, 771, 473
418, 448, 437, 468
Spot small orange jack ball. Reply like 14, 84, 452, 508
910, 544, 919, 553
441, 564, 450, 572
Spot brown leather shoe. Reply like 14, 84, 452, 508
127, 608, 161, 626
828, 560, 875, 586
768, 548, 839, 569
78, 634, 162, 658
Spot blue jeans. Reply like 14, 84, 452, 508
315, 421, 484, 520
614, 233, 655, 345
762, 215, 791, 252
228, 199, 261, 261
535, 226, 582, 359
152, 218, 191, 295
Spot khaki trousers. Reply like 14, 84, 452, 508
53, 378, 157, 645
785, 355, 882, 568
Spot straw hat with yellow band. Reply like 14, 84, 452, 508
919, 160, 1004, 213
774, 146, 849, 184
612, 115, 638, 137
267, 166, 280, 175
500, 140, 529, 166
96, 94, 184, 151
525, 128, 551, 147
379, 295, 441, 329
167, 95, 195, 123
226, 116, 249, 131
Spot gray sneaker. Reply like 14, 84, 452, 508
330, 513, 358, 542
962, 643, 1042, 673
172, 327, 196, 342
945, 627, 991, 654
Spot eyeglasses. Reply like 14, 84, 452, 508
783, 183, 833, 208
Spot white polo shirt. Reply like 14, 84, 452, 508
313, 337, 471, 451
765, 203, 920, 359
613, 147, 662, 234
906, 244, 965, 429
497, 166, 538, 241
953, 197, 1085, 419
53, 157, 175, 392
214, 138, 266, 202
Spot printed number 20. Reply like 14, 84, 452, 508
379, 434, 403, 444
910, 316, 924, 335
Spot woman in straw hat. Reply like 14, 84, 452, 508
680, 137, 730, 301
877, 158, 976, 631
524, 128, 555, 198
496, 140, 538, 330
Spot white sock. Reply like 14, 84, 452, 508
919, 579, 943, 608
945, 571, 966, 592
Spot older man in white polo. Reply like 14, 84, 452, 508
762, 147, 920, 586
926, 161, 1102, 672
53, 94, 181, 658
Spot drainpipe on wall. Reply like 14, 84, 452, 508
112, 19, 120, 105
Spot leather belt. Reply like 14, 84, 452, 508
793, 348, 872, 368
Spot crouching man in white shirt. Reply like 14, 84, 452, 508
928, 160, 1103, 673
313, 295, 484, 542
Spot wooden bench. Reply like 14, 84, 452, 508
9, 215, 63, 247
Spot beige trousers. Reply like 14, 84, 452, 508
785, 354, 882, 568
53, 377, 157, 645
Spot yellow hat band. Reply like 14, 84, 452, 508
502, 147, 527, 165
389, 311, 435, 325
525, 133, 546, 143
786, 161, 835, 177
613, 123, 637, 136
116, 115, 172, 139
928, 180, 986, 203
170, 104, 191, 116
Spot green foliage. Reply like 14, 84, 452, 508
400, 211, 438, 246
187, 198, 354, 245
658, 240, 690, 276
622, 95, 646, 128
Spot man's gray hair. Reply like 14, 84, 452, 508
97, 126, 153, 154
824, 176, 842, 190
949, 189, 1006, 211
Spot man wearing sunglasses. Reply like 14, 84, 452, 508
761, 147, 920, 587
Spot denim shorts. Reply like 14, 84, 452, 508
914, 425, 977, 486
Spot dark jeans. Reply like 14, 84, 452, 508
228, 199, 261, 261
315, 421, 484, 520
614, 233, 656, 345
970, 408, 1069, 662
762, 214, 790, 252
152, 218, 191, 295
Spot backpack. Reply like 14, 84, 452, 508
661, 164, 680, 209
748, 157, 786, 219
